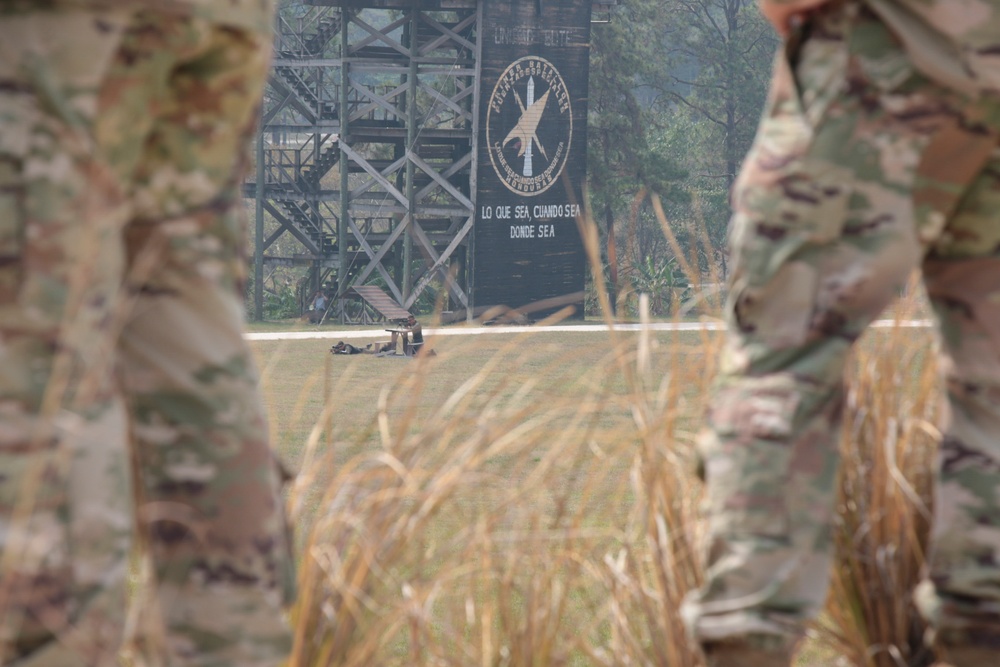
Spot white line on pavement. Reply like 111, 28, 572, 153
245, 319, 933, 341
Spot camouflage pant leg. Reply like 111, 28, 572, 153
0, 8, 138, 666
680, 3, 999, 646
95, 10, 295, 666
913, 148, 1000, 646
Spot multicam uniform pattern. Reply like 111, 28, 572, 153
681, 0, 1000, 659
0, 2, 294, 665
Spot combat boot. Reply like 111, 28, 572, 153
701, 637, 795, 667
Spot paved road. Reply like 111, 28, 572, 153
246, 319, 932, 341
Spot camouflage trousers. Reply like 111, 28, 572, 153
682, 0, 1000, 654
0, 5, 295, 666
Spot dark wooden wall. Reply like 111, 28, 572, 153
472, 0, 592, 317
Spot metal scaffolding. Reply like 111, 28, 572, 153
247, 0, 612, 323
247, 0, 480, 322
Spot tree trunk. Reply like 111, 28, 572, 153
605, 202, 618, 316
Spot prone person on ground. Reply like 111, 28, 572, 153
331, 341, 365, 355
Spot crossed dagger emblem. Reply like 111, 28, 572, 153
502, 76, 549, 178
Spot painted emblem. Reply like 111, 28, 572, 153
486, 56, 572, 196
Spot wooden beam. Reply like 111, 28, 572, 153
407, 213, 474, 307
418, 13, 476, 55
417, 80, 474, 124
344, 215, 405, 303
340, 143, 410, 208
348, 14, 409, 57
414, 152, 472, 203
402, 217, 468, 308
409, 151, 474, 210
348, 153, 407, 200
348, 79, 407, 123
262, 200, 322, 254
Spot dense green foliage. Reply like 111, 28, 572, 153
588, 0, 777, 314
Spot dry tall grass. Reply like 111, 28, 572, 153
283, 200, 719, 666
818, 288, 941, 667
285, 201, 944, 666
285, 302, 716, 666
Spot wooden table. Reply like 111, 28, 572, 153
380, 328, 412, 356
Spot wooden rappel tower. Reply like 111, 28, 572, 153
247, 0, 609, 323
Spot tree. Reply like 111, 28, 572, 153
587, 0, 776, 302
588, 0, 689, 311
658, 0, 776, 275
662, 0, 775, 191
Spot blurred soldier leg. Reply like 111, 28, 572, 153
97, 10, 295, 666
915, 149, 1000, 666
680, 4, 999, 665
0, 7, 136, 666
0, 4, 294, 666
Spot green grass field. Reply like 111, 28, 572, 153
250, 327, 715, 467
246, 323, 718, 665
245, 312, 942, 667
